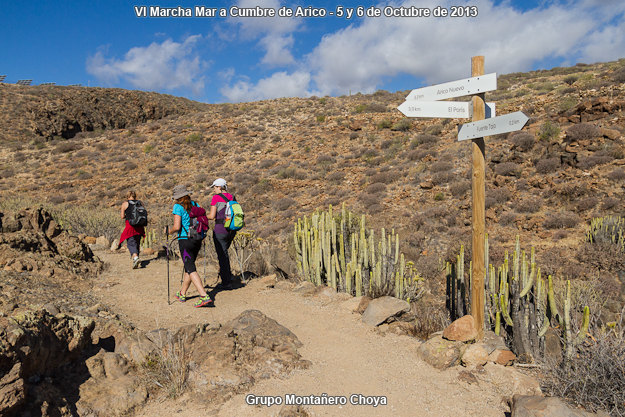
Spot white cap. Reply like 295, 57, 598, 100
211, 178, 227, 189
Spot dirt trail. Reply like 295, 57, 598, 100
94, 249, 509, 417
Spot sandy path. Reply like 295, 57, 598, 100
94, 249, 508, 417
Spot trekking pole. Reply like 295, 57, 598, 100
203, 239, 207, 288
165, 226, 170, 305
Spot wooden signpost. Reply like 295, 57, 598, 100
398, 56, 528, 339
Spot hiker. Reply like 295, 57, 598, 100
166, 184, 212, 307
207, 178, 237, 290
119, 191, 146, 269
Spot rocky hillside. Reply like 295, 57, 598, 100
0, 84, 210, 142
1, 59, 625, 317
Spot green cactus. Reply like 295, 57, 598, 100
447, 235, 590, 361
293, 204, 421, 300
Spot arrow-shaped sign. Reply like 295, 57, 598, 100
406, 73, 497, 102
457, 111, 528, 141
398, 101, 496, 119
398, 101, 470, 118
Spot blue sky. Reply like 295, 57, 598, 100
1, 0, 623, 103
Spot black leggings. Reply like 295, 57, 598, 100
178, 238, 202, 274
213, 231, 236, 283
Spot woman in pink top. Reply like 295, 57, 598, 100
207, 178, 237, 289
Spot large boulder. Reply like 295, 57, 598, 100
361, 296, 411, 326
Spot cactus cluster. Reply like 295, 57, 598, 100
294, 204, 422, 301
447, 235, 590, 360
587, 216, 625, 249
140, 229, 158, 250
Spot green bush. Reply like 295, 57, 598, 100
539, 121, 560, 142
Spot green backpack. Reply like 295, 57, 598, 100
219, 193, 245, 231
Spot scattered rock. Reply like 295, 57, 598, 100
420, 180, 434, 189
141, 247, 156, 256
95, 236, 109, 247
83, 236, 97, 245
511, 395, 609, 417
418, 334, 463, 369
480, 363, 542, 398
443, 315, 478, 342
601, 127, 621, 140
293, 281, 317, 296
342, 296, 365, 313
110, 240, 120, 252
258, 274, 277, 288
356, 296, 372, 314
361, 296, 410, 326
461, 343, 490, 368
489, 349, 517, 366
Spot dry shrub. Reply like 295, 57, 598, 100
578, 151, 614, 170
430, 161, 453, 173
515, 198, 542, 213
485, 187, 511, 209
50, 204, 121, 242
510, 132, 535, 151
413, 134, 438, 147
450, 180, 471, 197
541, 313, 625, 417
499, 212, 517, 225
575, 197, 598, 212
566, 123, 601, 142
259, 159, 276, 169
327, 171, 345, 183
536, 157, 561, 174
543, 211, 580, 229
432, 171, 454, 186
601, 197, 619, 211
142, 335, 189, 398
608, 169, 625, 181
274, 197, 296, 211
494, 162, 522, 177
365, 182, 386, 193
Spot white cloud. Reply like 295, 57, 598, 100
87, 35, 207, 95
220, 71, 313, 102
305, 0, 622, 96
228, 0, 301, 67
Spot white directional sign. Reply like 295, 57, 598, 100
406, 73, 497, 102
457, 111, 528, 141
398, 101, 470, 118
398, 101, 496, 119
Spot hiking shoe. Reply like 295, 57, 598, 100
194, 295, 213, 308
132, 257, 140, 269
174, 291, 187, 303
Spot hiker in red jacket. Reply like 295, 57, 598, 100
119, 191, 145, 269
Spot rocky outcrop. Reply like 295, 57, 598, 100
0, 207, 102, 278
361, 296, 411, 326
0, 310, 95, 416
0, 84, 208, 141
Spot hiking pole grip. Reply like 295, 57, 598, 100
166, 225, 170, 305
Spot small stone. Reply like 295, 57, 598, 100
141, 247, 156, 256
418, 334, 462, 369
96, 236, 109, 247
259, 274, 277, 288
110, 240, 120, 252
361, 296, 410, 326
356, 296, 372, 314
293, 281, 316, 296
443, 315, 478, 342
461, 343, 490, 368
83, 236, 97, 245
420, 180, 434, 189
488, 349, 516, 366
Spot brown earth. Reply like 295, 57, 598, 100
94, 248, 537, 417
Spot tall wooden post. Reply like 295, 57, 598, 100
471, 56, 486, 340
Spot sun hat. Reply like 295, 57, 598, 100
211, 178, 227, 189
172, 184, 190, 200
